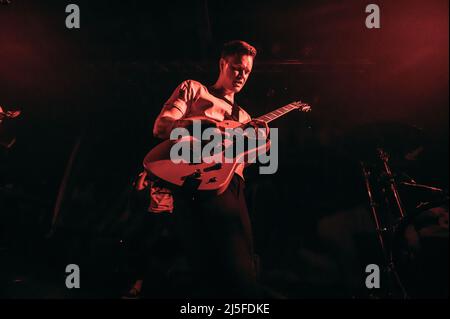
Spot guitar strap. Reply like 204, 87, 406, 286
231, 101, 240, 122
209, 86, 240, 122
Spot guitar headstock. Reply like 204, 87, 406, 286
290, 101, 311, 113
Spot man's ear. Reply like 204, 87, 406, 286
219, 58, 226, 73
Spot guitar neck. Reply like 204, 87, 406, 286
254, 103, 300, 124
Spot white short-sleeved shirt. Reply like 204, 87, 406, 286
153, 79, 252, 178
156, 79, 251, 123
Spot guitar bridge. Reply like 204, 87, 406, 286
181, 169, 202, 180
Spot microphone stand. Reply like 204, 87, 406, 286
360, 148, 409, 298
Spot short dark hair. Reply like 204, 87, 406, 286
220, 40, 257, 59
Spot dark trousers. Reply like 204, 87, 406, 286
125, 213, 174, 275
175, 174, 260, 298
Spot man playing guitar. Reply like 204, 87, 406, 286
152, 40, 263, 297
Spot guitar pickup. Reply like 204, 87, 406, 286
203, 163, 222, 172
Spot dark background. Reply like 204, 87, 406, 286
0, 0, 448, 298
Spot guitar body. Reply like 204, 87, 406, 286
143, 118, 270, 195
144, 139, 238, 195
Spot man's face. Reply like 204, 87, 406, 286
220, 54, 254, 93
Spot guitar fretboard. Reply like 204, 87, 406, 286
254, 103, 299, 123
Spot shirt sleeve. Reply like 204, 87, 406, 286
153, 80, 195, 138
160, 80, 194, 117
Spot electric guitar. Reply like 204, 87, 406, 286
143, 101, 311, 194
